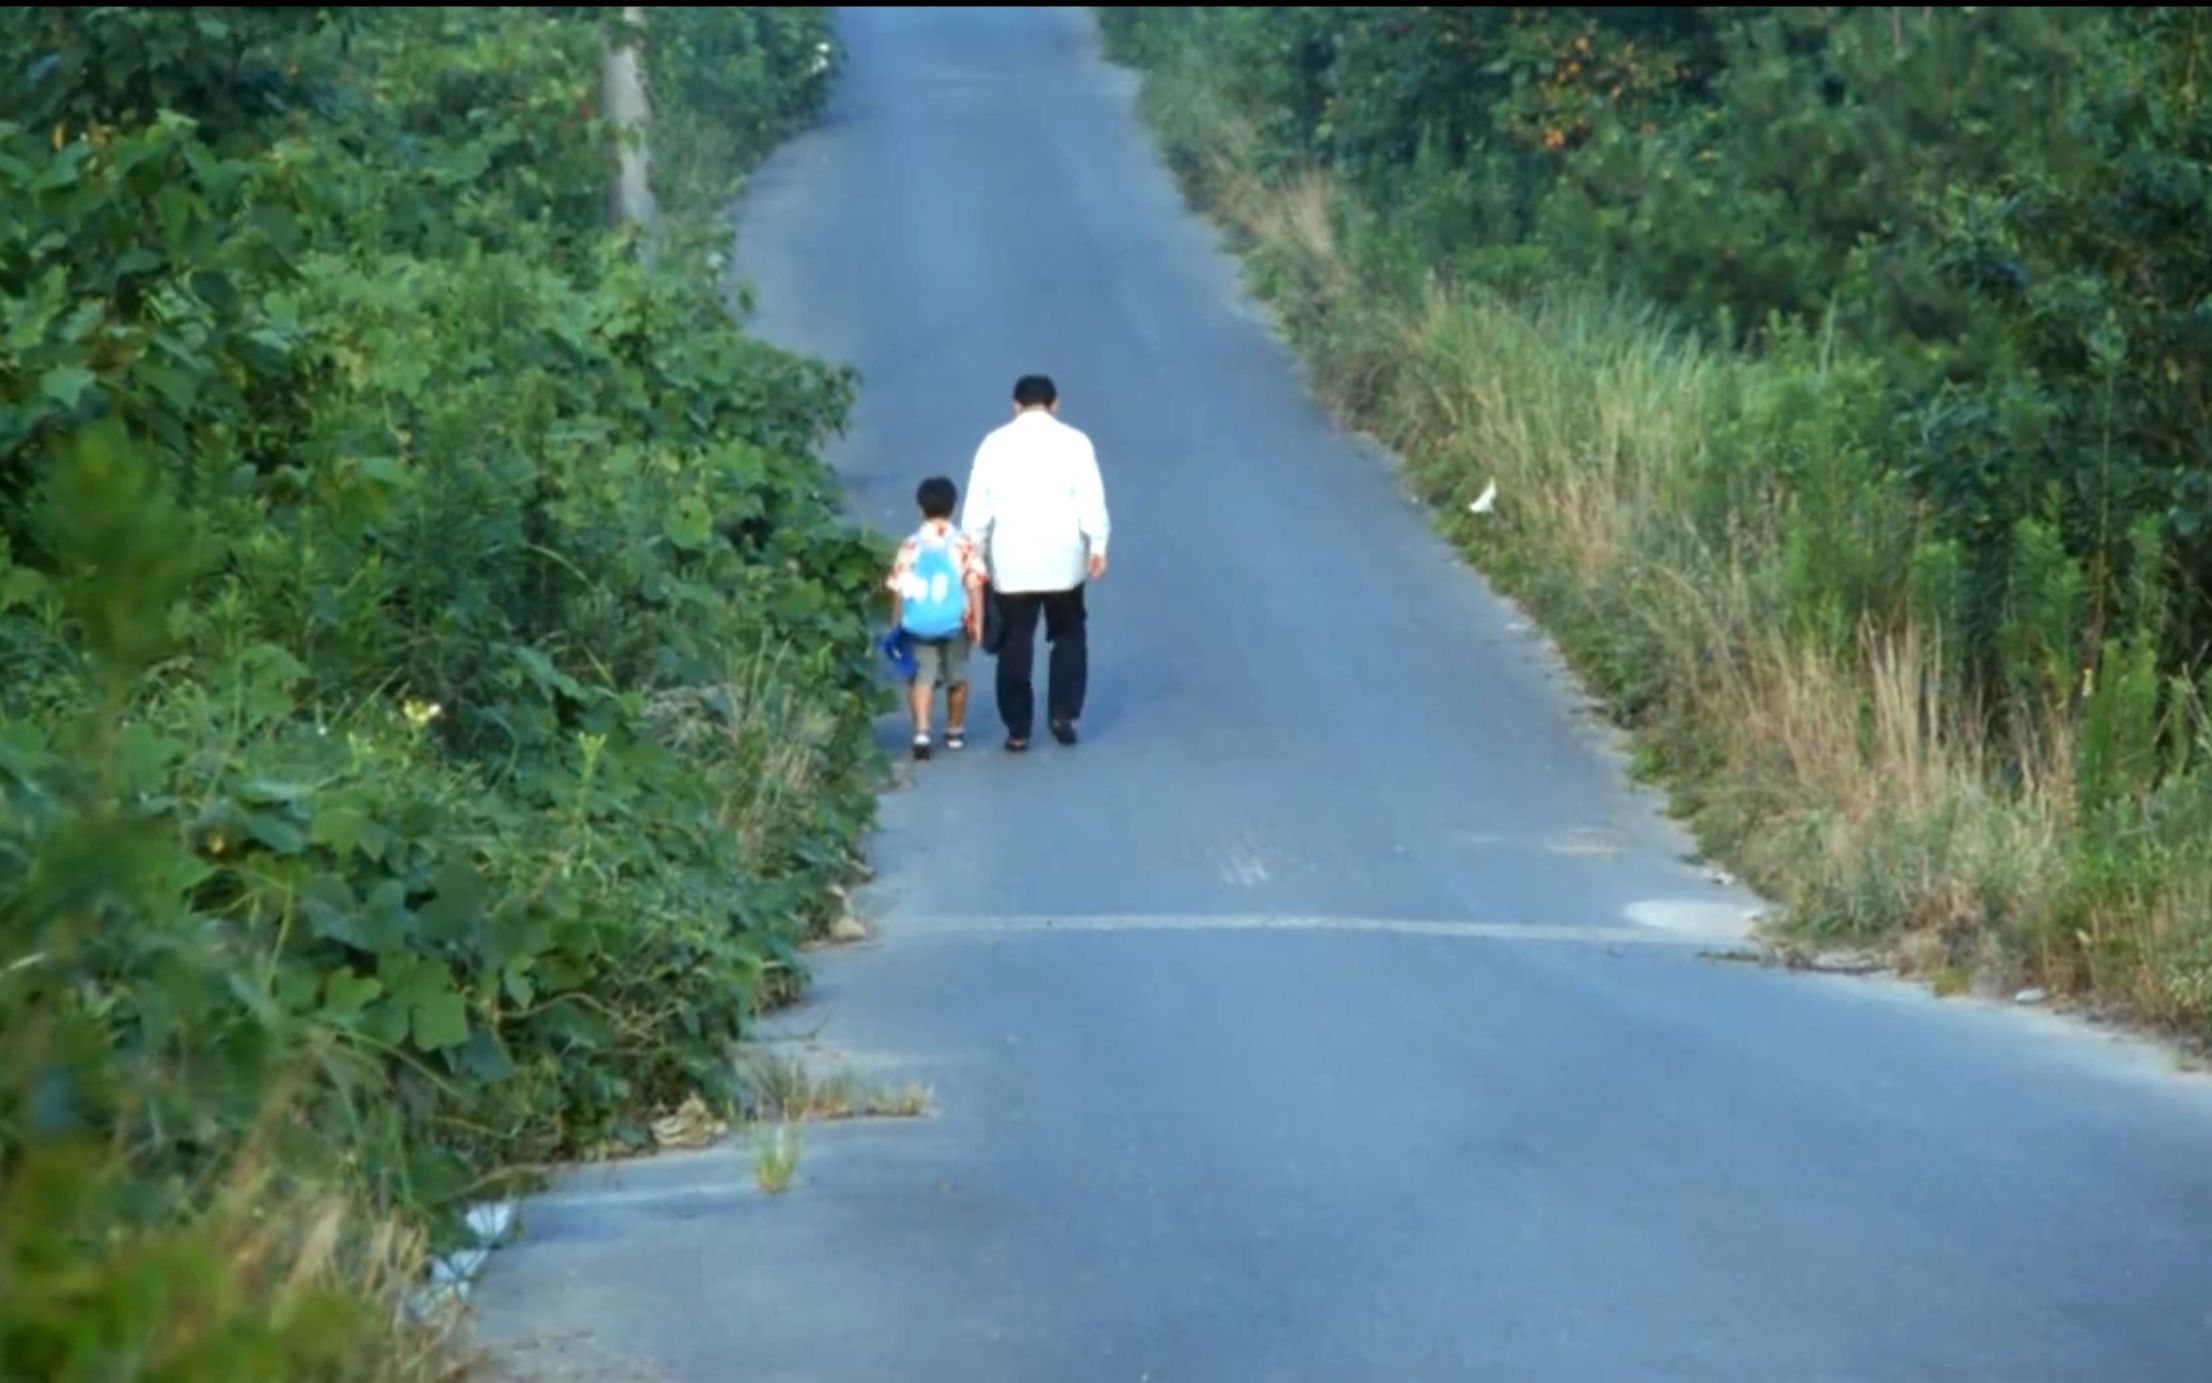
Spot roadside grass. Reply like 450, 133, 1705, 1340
1128, 60, 2212, 1046
740, 1052, 933, 1124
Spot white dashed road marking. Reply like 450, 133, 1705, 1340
891, 913, 1737, 946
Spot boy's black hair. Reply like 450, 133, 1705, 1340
916, 475, 958, 519
1012, 374, 1058, 408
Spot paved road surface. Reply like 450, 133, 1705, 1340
473, 9, 2212, 1379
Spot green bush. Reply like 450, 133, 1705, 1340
2, 7, 873, 1374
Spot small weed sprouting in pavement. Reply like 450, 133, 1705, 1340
752, 1123, 803, 1196
731, 1056, 929, 1199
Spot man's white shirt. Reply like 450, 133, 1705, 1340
960, 410, 1110, 594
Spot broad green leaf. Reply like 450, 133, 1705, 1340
31, 143, 89, 191
246, 813, 307, 856
457, 1030, 514, 1081
243, 642, 310, 685
238, 644, 308, 724
407, 1146, 472, 1208
136, 364, 201, 410
0, 566, 50, 610
5, 270, 66, 351
513, 645, 588, 702
354, 878, 414, 950
378, 949, 424, 993
39, 365, 97, 409
359, 996, 410, 1047
0, 721, 49, 765
418, 859, 486, 944
300, 872, 370, 949
321, 970, 384, 1023
664, 494, 714, 550
237, 776, 314, 805
357, 456, 408, 486
224, 970, 280, 1025
313, 806, 393, 862
411, 990, 470, 1052
311, 805, 366, 856
115, 724, 183, 794
487, 909, 553, 969
275, 962, 322, 1012
536, 1001, 613, 1050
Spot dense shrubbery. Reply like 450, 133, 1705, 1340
1, 7, 868, 1375
1102, 7, 2212, 1032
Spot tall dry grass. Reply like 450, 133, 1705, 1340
645, 645, 836, 867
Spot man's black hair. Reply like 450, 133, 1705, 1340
1013, 374, 1058, 409
916, 475, 958, 519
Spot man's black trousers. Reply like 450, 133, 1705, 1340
993, 587, 1086, 740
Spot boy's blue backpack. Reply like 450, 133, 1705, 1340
899, 533, 966, 639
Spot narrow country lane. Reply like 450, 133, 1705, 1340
473, 11, 2212, 1380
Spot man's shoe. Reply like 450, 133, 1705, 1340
1050, 719, 1078, 747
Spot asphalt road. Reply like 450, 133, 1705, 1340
472, 9, 2212, 1380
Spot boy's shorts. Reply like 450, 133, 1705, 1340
910, 635, 969, 691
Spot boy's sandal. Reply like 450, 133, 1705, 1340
1004, 737, 1029, 753
946, 728, 966, 751
912, 734, 932, 762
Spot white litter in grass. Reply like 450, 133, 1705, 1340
432, 1248, 489, 1285
401, 1231, 504, 1324
465, 1199, 517, 1247
1468, 480, 1497, 515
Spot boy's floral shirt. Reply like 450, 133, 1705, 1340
886, 518, 988, 607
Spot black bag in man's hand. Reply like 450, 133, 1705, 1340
981, 589, 1005, 656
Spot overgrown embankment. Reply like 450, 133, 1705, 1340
1, 7, 877, 1375
1099, 7, 2212, 1036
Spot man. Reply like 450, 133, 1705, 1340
961, 374, 1110, 752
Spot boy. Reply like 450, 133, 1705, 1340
886, 476, 987, 760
